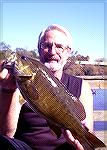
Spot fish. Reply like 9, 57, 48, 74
5, 52, 106, 149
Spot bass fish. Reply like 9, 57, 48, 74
5, 52, 106, 149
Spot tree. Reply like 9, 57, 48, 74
0, 42, 11, 51
95, 58, 105, 62
0, 42, 12, 60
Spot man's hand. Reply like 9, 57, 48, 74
0, 61, 16, 90
62, 129, 84, 150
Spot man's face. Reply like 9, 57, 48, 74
39, 30, 70, 72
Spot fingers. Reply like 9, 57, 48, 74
0, 61, 16, 89
74, 139, 84, 150
0, 68, 9, 80
61, 129, 75, 146
0, 61, 9, 80
62, 129, 84, 150
62, 129, 75, 142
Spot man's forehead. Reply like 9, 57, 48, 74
43, 30, 68, 44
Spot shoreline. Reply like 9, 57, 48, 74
77, 76, 107, 89
87, 80, 107, 89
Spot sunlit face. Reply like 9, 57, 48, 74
39, 30, 71, 72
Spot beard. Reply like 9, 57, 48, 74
44, 60, 66, 72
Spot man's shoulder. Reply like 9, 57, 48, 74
63, 73, 82, 81
62, 73, 83, 98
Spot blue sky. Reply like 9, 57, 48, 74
0, 0, 106, 60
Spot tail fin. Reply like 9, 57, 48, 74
86, 131, 106, 148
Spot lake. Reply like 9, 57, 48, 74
92, 88, 107, 146
93, 89, 107, 111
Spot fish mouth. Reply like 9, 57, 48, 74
16, 74, 32, 82
2, 55, 31, 78
16, 70, 32, 78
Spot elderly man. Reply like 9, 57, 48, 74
0, 24, 93, 150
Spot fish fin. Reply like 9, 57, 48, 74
86, 131, 106, 148
72, 99, 86, 121
48, 120, 62, 138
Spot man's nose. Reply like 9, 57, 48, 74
49, 44, 56, 55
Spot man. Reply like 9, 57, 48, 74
0, 24, 93, 150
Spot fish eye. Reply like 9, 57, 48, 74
21, 55, 27, 60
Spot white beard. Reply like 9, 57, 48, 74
45, 60, 66, 72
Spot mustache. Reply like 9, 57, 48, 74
44, 56, 60, 62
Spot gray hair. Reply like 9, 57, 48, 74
38, 24, 72, 52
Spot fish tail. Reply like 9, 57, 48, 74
85, 131, 106, 148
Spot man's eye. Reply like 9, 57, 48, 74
45, 43, 52, 48
56, 44, 64, 49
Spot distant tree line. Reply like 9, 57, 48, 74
63, 54, 106, 76
0, 42, 106, 76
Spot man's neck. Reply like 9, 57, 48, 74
52, 69, 63, 81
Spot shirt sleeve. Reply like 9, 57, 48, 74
0, 134, 32, 150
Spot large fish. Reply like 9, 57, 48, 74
4, 52, 106, 149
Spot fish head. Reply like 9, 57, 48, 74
2, 51, 41, 80
14, 52, 39, 77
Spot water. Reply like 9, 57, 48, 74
93, 89, 107, 110
92, 89, 107, 131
